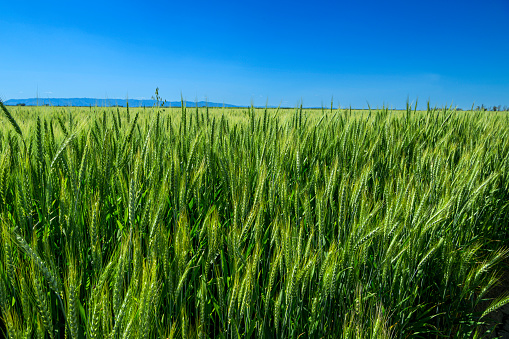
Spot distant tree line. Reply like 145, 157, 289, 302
475, 104, 508, 111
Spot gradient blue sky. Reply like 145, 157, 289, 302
1, 0, 508, 108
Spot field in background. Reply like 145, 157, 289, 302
4, 105, 508, 135
1, 103, 509, 338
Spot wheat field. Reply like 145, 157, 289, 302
1, 101, 509, 338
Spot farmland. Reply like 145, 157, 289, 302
1, 102, 509, 338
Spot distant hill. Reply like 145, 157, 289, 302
4, 98, 239, 108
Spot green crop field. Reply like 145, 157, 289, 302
1, 101, 509, 338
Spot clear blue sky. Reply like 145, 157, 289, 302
1, 0, 508, 108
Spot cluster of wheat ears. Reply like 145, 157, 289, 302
0, 100, 508, 338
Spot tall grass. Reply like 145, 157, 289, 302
0, 103, 509, 338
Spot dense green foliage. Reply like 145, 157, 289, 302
1, 102, 509, 338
